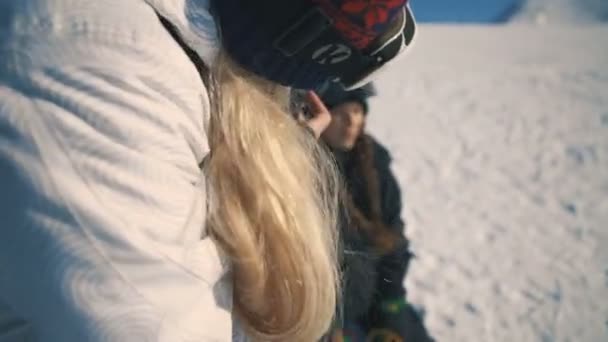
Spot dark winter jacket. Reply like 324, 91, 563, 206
333, 134, 411, 323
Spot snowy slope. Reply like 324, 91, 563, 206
511, 0, 608, 25
367, 23, 608, 342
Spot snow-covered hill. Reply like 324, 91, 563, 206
367, 18, 608, 342
511, 0, 608, 25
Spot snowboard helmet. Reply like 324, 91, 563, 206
211, 0, 416, 89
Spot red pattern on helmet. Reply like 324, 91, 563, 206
342, 0, 405, 29
313, 0, 407, 50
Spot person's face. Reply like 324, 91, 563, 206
322, 101, 366, 151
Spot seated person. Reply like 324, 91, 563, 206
319, 83, 435, 342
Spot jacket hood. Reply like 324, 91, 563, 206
144, 0, 219, 67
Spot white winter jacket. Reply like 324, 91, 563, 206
0, 0, 235, 340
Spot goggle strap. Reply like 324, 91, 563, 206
273, 7, 333, 57
274, 12, 379, 84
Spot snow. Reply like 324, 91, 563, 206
366, 16, 608, 342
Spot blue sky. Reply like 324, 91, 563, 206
410, 0, 523, 23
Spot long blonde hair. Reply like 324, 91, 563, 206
205, 52, 341, 341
